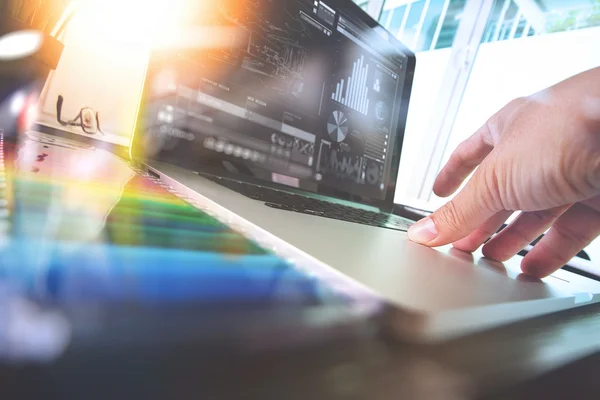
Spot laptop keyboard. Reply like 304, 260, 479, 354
201, 175, 413, 232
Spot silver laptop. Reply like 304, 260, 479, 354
130, 0, 600, 342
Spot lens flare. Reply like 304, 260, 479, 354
0, 30, 44, 61
70, 0, 202, 47
9, 92, 26, 115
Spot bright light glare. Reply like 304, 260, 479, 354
10, 91, 26, 115
23, 96, 40, 131
74, 0, 194, 47
155, 27, 245, 51
61, 1, 238, 52
0, 30, 44, 61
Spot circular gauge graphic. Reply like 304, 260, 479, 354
375, 101, 389, 124
327, 110, 349, 143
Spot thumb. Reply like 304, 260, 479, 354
407, 171, 499, 247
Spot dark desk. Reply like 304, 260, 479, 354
257, 302, 600, 399
382, 302, 600, 399
4, 303, 600, 399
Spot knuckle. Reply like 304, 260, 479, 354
455, 143, 481, 169
480, 119, 496, 146
507, 223, 533, 245
528, 210, 554, 223
493, 98, 520, 120
584, 155, 600, 191
488, 97, 527, 138
480, 168, 503, 211
535, 240, 571, 267
553, 221, 592, 247
453, 147, 471, 167
509, 97, 527, 107
435, 200, 464, 232
475, 224, 497, 239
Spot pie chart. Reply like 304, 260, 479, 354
327, 110, 349, 142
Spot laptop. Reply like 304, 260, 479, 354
130, 0, 600, 341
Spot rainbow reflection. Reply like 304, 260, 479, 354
0, 131, 333, 307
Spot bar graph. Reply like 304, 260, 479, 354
331, 55, 370, 115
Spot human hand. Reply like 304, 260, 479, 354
408, 67, 600, 278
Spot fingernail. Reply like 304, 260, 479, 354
408, 217, 438, 244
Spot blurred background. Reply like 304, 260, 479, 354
3, 0, 600, 254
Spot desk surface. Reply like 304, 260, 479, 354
4, 302, 600, 399
2, 132, 600, 399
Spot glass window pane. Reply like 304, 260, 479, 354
433, 0, 467, 49
388, 5, 407, 36
420, 0, 449, 51
483, 0, 600, 44
546, 0, 600, 32
380, 9, 392, 25
399, 0, 426, 49
379, 1, 472, 52
353, 0, 370, 12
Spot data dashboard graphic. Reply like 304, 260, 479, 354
139, 0, 408, 202
331, 55, 371, 115
316, 141, 383, 187
327, 110, 349, 142
318, 142, 362, 182
374, 101, 389, 124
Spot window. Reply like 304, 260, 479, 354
357, 0, 600, 210
352, 0, 384, 19
378, 0, 469, 52
354, 0, 370, 12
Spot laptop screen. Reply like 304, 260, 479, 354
132, 0, 415, 211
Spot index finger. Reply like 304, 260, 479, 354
433, 97, 526, 198
433, 122, 495, 197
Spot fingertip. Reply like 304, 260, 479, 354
407, 217, 438, 245
433, 186, 452, 198
481, 241, 513, 262
452, 239, 478, 253
432, 176, 456, 198
516, 273, 543, 283
520, 256, 553, 279
432, 180, 446, 197
520, 267, 548, 279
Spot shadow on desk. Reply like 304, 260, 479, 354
482, 351, 600, 400
373, 301, 600, 399
2, 300, 600, 399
